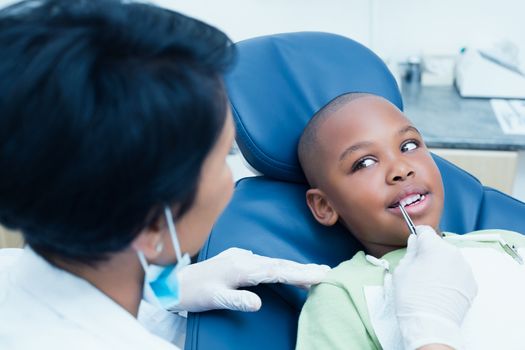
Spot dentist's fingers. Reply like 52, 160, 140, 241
174, 247, 330, 313
415, 225, 443, 254
211, 289, 262, 312
239, 255, 331, 287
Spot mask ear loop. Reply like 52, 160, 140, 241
137, 250, 149, 272
164, 206, 191, 271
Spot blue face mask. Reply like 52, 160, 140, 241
137, 206, 191, 310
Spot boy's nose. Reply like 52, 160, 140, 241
387, 160, 415, 184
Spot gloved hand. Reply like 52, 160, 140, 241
392, 226, 478, 350
171, 247, 330, 313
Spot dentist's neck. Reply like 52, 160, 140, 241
50, 248, 144, 317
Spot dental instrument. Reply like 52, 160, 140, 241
399, 204, 417, 236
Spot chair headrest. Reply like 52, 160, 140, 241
225, 32, 402, 182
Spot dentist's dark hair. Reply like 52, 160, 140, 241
0, 0, 234, 264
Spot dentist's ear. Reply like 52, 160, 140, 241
306, 188, 339, 226
131, 227, 165, 261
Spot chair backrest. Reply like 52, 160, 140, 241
185, 32, 525, 350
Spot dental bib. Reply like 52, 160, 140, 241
364, 247, 525, 350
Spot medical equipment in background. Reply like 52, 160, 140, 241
455, 41, 525, 99
184, 32, 525, 350
400, 56, 422, 85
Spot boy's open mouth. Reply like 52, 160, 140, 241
388, 192, 429, 209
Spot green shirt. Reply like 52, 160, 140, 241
295, 230, 525, 350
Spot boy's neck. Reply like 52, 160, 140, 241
364, 242, 403, 259
363, 228, 444, 258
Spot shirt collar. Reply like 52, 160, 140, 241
12, 247, 176, 349
380, 248, 407, 271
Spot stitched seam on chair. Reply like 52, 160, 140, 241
230, 102, 299, 174
473, 190, 485, 232
201, 177, 248, 262
474, 186, 525, 229
266, 284, 303, 312
432, 153, 483, 232
483, 186, 525, 205
433, 153, 482, 185
185, 312, 200, 350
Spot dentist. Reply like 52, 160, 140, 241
0, 1, 328, 349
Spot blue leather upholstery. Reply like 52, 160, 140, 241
226, 32, 402, 183
185, 32, 525, 350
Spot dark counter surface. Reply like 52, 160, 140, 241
402, 84, 525, 151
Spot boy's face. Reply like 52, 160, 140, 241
306, 95, 444, 256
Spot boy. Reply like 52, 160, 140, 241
295, 93, 525, 350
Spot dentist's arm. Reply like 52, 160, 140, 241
171, 247, 330, 313
392, 226, 478, 350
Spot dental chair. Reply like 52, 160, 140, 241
184, 32, 525, 350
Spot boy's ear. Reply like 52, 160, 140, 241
305, 188, 339, 226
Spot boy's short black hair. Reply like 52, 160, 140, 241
0, 0, 234, 263
298, 92, 369, 187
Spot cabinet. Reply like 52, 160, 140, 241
432, 148, 517, 195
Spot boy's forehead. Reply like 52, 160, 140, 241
316, 95, 407, 144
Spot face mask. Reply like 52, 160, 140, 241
137, 206, 191, 310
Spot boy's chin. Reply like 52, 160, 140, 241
388, 233, 412, 250
395, 235, 411, 248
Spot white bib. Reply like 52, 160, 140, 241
365, 247, 525, 350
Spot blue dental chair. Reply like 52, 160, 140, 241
184, 32, 525, 350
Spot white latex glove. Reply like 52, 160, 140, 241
393, 226, 478, 350
171, 247, 330, 313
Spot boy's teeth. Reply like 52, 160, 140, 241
399, 194, 423, 207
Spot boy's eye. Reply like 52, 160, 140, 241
401, 140, 419, 152
352, 157, 377, 172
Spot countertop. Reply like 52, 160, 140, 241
402, 84, 525, 151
